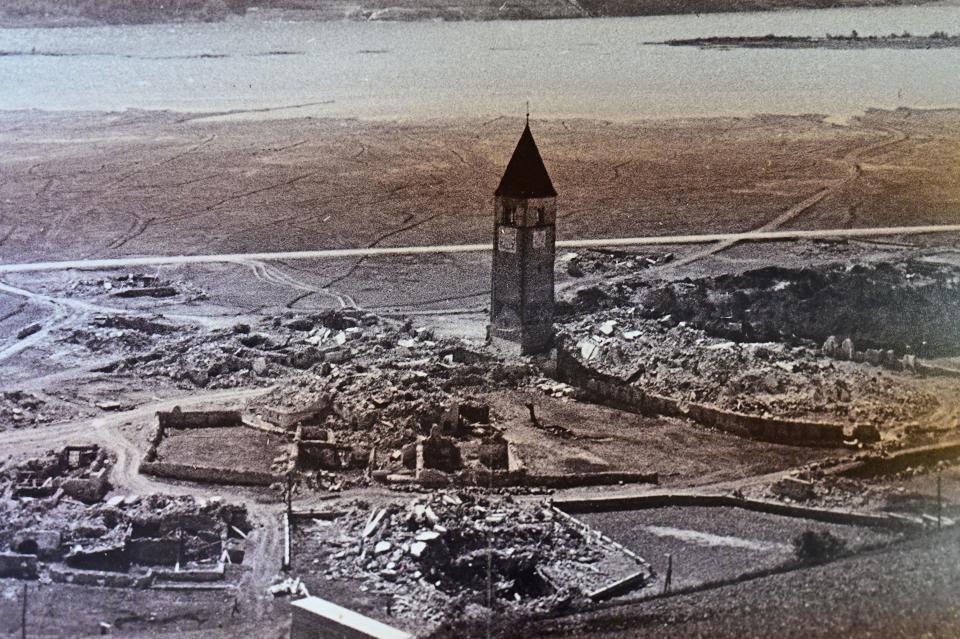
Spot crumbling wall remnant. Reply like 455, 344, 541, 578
139, 461, 278, 486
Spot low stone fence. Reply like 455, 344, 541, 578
157, 408, 242, 429
917, 361, 960, 379
555, 345, 845, 448
387, 468, 659, 489
525, 471, 658, 489
48, 566, 152, 588
153, 563, 225, 583
556, 346, 680, 417
553, 493, 919, 530
685, 403, 844, 447
139, 461, 278, 486
839, 440, 960, 479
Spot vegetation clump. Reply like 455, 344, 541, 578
793, 530, 847, 564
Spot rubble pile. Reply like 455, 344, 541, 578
255, 356, 527, 447
0, 390, 55, 429
297, 493, 613, 624
86, 308, 445, 389
0, 449, 250, 575
1, 444, 113, 505
561, 250, 672, 279
63, 272, 204, 301
563, 257, 960, 358
560, 311, 937, 424
64, 315, 183, 354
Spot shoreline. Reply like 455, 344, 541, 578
3, 105, 960, 128
659, 31, 960, 49
0, 0, 954, 29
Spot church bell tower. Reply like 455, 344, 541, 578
489, 120, 557, 355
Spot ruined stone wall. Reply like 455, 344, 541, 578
556, 344, 845, 447
60, 467, 110, 503
139, 461, 277, 486
157, 409, 242, 429
554, 493, 916, 530
0, 552, 38, 578
685, 403, 844, 447
261, 406, 326, 430
841, 440, 960, 479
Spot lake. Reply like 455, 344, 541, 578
0, 5, 959, 120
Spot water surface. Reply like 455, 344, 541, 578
0, 5, 958, 119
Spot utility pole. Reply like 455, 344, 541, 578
21, 583, 27, 639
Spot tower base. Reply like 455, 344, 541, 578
488, 326, 554, 357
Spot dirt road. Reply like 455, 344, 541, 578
1, 224, 959, 274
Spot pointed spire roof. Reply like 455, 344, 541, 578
495, 123, 556, 199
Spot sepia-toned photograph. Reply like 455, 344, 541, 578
0, 0, 959, 637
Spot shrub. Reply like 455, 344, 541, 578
793, 530, 846, 564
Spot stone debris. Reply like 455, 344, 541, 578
559, 303, 937, 428
17, 323, 41, 339
295, 492, 625, 625
269, 576, 310, 597
65, 273, 204, 301
0, 390, 58, 429
0, 454, 250, 581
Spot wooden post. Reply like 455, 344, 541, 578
663, 553, 673, 595
937, 472, 943, 529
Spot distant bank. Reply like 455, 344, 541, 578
0, 0, 951, 28
658, 30, 960, 48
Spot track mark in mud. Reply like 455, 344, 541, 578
368, 289, 488, 311
106, 134, 216, 190
260, 139, 308, 156
245, 260, 351, 309
669, 126, 909, 269
447, 146, 472, 168
322, 212, 447, 290
204, 172, 318, 212
107, 215, 156, 251
0, 302, 27, 323
142, 172, 221, 189
612, 160, 632, 180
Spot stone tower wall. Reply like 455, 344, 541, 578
490, 195, 556, 355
